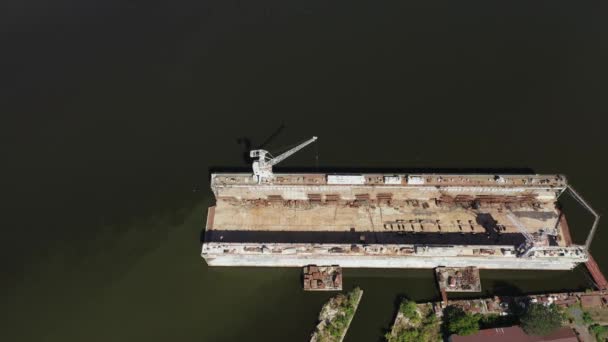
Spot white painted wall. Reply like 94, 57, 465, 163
202, 253, 581, 270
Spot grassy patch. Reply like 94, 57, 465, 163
585, 306, 608, 324
386, 301, 441, 342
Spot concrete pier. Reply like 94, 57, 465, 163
202, 242, 586, 270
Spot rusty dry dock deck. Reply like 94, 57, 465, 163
209, 199, 569, 247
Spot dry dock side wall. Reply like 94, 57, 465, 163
201, 243, 586, 270
210, 174, 567, 202
202, 253, 581, 270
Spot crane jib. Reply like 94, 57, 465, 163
251, 136, 318, 182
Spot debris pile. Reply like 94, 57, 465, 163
304, 265, 343, 291
436, 267, 481, 292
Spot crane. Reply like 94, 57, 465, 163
250, 136, 318, 182
506, 212, 541, 257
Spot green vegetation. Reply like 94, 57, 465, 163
313, 287, 363, 342
399, 300, 418, 321
561, 301, 608, 340
564, 304, 582, 325
583, 311, 594, 325
589, 324, 608, 341
582, 305, 608, 324
442, 306, 480, 336
478, 313, 518, 329
386, 301, 441, 342
520, 303, 564, 335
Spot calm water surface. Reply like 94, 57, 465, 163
2, 1, 607, 341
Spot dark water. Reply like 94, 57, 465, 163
2, 1, 607, 341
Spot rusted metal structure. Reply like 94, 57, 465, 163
303, 265, 342, 291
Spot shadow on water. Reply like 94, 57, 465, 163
236, 123, 286, 163
492, 280, 525, 296
558, 193, 597, 247
375, 293, 411, 342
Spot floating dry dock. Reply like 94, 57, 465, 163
201, 171, 599, 270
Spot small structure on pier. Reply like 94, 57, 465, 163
436, 267, 481, 292
303, 265, 342, 291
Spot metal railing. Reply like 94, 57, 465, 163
560, 185, 601, 251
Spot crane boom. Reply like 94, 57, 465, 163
506, 213, 536, 257
250, 136, 318, 182
506, 213, 534, 243
268, 136, 318, 166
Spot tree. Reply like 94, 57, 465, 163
443, 306, 480, 336
520, 303, 563, 335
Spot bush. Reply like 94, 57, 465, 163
396, 329, 419, 341
399, 300, 418, 320
443, 306, 480, 336
520, 304, 563, 336
589, 324, 608, 341
582, 311, 594, 325
316, 288, 362, 341
387, 310, 440, 342
348, 287, 362, 305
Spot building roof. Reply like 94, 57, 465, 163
450, 326, 577, 342
581, 294, 602, 308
